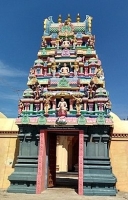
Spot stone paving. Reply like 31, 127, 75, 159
1, 189, 128, 200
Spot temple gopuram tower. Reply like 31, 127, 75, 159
7, 14, 117, 196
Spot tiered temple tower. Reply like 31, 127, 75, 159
7, 14, 117, 196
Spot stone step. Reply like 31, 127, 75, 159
56, 178, 78, 188
56, 172, 78, 178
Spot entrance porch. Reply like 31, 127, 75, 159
36, 129, 84, 195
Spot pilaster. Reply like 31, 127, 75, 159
7, 125, 39, 194
83, 126, 117, 196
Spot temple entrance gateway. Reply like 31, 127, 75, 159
8, 14, 117, 196
46, 130, 83, 194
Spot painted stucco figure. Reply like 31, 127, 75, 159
57, 98, 67, 116
43, 95, 53, 115
72, 60, 79, 76
51, 61, 57, 77
72, 95, 82, 115
60, 63, 69, 76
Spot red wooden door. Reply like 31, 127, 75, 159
48, 133, 56, 187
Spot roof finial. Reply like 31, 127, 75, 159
67, 14, 71, 23
58, 14, 62, 23
76, 13, 80, 22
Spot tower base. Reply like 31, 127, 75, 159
83, 157, 117, 196
7, 156, 38, 194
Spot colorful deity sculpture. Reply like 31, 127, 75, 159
18, 100, 24, 115
60, 63, 69, 76
51, 61, 58, 77
57, 97, 68, 116
61, 39, 71, 56
72, 95, 82, 115
88, 80, 97, 99
43, 95, 53, 115
105, 99, 112, 114
72, 60, 79, 76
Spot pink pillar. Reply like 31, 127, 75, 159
52, 99, 56, 110
40, 101, 43, 110
36, 130, 47, 194
84, 67, 88, 75
69, 99, 74, 110
44, 68, 47, 76
24, 103, 30, 111
78, 130, 84, 195
83, 101, 87, 110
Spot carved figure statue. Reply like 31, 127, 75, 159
86, 15, 93, 33
34, 85, 41, 100
87, 36, 95, 48
44, 16, 53, 36
84, 86, 88, 97
73, 36, 77, 49
62, 39, 70, 49
29, 67, 35, 75
96, 66, 104, 80
51, 61, 57, 77
72, 95, 82, 115
88, 80, 96, 99
61, 39, 70, 56
60, 63, 69, 76
105, 99, 111, 114
55, 37, 61, 49
72, 61, 79, 76
18, 100, 24, 115
57, 98, 68, 116
41, 38, 47, 47
43, 95, 52, 115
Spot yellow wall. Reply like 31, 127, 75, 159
110, 138, 128, 192
0, 134, 19, 189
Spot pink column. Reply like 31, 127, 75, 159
78, 130, 84, 195
83, 101, 87, 110
36, 130, 47, 194
69, 99, 74, 110
24, 103, 30, 111
84, 67, 88, 75
40, 100, 43, 110
52, 99, 56, 110
44, 68, 47, 76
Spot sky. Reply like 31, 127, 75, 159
0, 0, 128, 119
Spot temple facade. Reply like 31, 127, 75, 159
4, 14, 122, 196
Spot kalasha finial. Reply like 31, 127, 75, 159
58, 14, 62, 23
67, 14, 71, 23
76, 13, 80, 22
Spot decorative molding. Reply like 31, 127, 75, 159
96, 114, 105, 125
0, 131, 18, 135
21, 115, 30, 124
38, 115, 47, 125
57, 77, 70, 88
77, 115, 86, 125
112, 133, 128, 138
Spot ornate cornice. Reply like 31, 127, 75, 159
112, 133, 128, 139
0, 131, 18, 134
